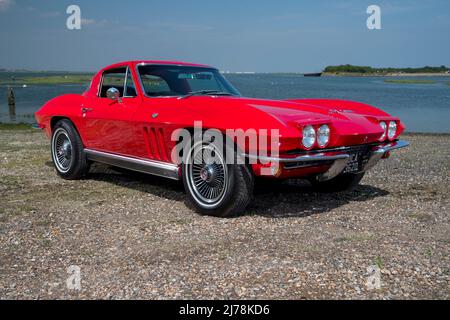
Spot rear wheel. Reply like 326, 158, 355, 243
309, 172, 365, 192
51, 119, 90, 180
182, 134, 254, 217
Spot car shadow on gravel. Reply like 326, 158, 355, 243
50, 162, 390, 218
249, 179, 389, 218
85, 164, 186, 201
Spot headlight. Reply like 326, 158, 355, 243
302, 125, 316, 149
379, 121, 387, 141
388, 121, 397, 140
317, 124, 330, 147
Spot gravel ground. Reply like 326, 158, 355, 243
0, 129, 449, 300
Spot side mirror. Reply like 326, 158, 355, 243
106, 87, 121, 101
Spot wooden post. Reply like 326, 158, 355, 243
8, 86, 16, 121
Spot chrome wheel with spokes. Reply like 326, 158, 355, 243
186, 143, 228, 208
52, 128, 73, 173
182, 132, 254, 217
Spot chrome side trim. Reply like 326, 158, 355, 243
84, 149, 180, 180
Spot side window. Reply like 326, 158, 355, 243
124, 68, 137, 97
99, 68, 127, 98
140, 75, 172, 96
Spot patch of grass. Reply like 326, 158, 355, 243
34, 218, 52, 227
1, 145, 47, 155
40, 239, 52, 248
25, 154, 50, 166
409, 212, 433, 222
334, 234, 375, 243
0, 123, 34, 130
17, 114, 36, 119
374, 256, 384, 269
168, 218, 193, 225
384, 79, 435, 84
0, 209, 7, 223
0, 175, 22, 187
0, 202, 36, 222
0, 74, 93, 85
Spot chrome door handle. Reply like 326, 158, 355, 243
82, 107, 93, 113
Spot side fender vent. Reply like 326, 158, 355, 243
143, 126, 169, 162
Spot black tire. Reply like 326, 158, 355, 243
309, 172, 365, 192
181, 132, 254, 217
51, 119, 90, 180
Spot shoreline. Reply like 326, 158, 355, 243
1, 72, 449, 86
323, 72, 450, 77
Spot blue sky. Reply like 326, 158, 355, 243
0, 0, 449, 72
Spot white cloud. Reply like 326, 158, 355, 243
0, 0, 14, 12
81, 18, 96, 26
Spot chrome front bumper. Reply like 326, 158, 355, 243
246, 140, 410, 181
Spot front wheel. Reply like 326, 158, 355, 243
182, 135, 254, 217
51, 119, 90, 180
309, 172, 365, 192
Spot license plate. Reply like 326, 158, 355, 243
343, 153, 361, 173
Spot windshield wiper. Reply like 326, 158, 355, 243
178, 90, 232, 99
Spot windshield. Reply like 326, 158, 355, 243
137, 65, 241, 97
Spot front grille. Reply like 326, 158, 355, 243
284, 160, 334, 170
283, 143, 375, 171
339, 146, 373, 170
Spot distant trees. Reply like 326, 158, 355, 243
324, 65, 373, 73
323, 64, 449, 74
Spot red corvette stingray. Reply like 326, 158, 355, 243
35, 61, 409, 217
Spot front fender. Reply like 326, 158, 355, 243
35, 94, 85, 139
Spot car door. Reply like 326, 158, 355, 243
83, 66, 141, 156
132, 71, 182, 163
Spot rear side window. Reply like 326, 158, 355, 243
99, 67, 127, 97
124, 69, 137, 97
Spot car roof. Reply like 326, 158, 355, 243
104, 60, 214, 70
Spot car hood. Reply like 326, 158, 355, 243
183, 96, 399, 146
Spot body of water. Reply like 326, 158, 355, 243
1, 75, 449, 133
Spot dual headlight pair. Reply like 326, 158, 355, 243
302, 121, 398, 149
379, 121, 397, 141
302, 124, 330, 149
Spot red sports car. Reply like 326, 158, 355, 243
35, 60, 409, 217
